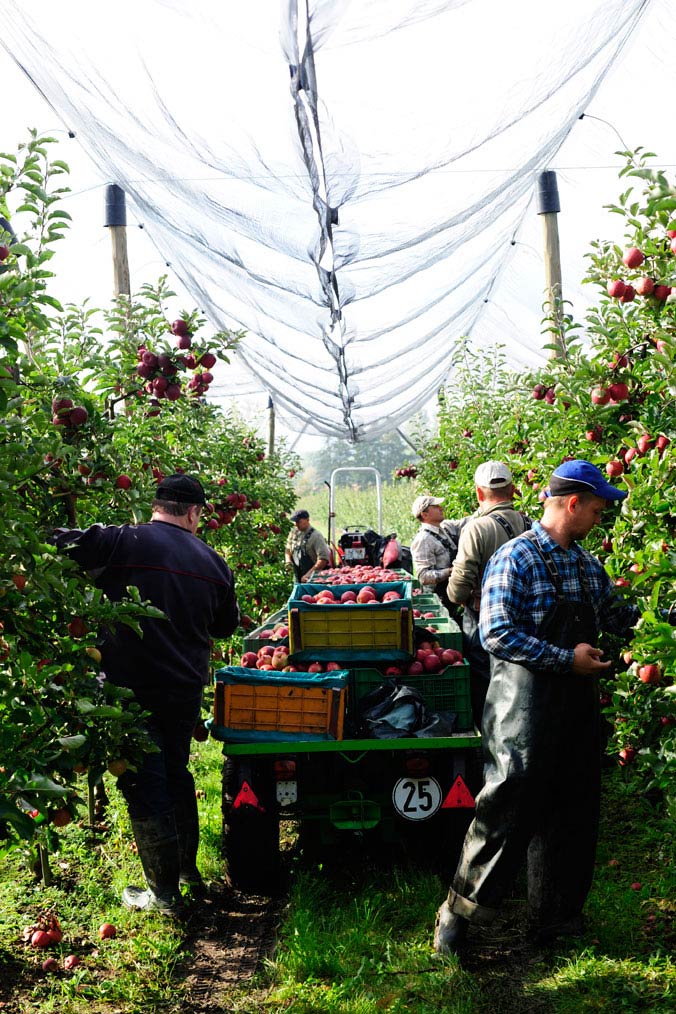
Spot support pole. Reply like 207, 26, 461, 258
104, 184, 130, 298
267, 396, 276, 457
536, 170, 565, 358
396, 427, 418, 455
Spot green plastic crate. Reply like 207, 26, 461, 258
242, 609, 289, 652
416, 617, 462, 651
348, 664, 472, 731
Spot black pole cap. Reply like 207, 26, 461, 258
536, 170, 560, 215
104, 184, 127, 227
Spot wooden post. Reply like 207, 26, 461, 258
104, 184, 130, 297
537, 170, 565, 358
267, 396, 275, 457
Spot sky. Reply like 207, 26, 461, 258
2, 0, 676, 455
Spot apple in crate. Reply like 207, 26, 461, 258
341, 590, 357, 603
307, 662, 323, 673
382, 590, 401, 602
271, 649, 290, 670
423, 654, 443, 672
441, 648, 463, 666
407, 661, 424, 675
241, 651, 258, 667
385, 666, 403, 676
325, 662, 342, 671
357, 587, 376, 604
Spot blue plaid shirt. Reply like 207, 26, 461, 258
479, 521, 638, 673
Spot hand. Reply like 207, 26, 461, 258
301, 571, 314, 582
571, 643, 612, 676
240, 614, 254, 630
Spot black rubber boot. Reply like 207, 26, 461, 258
175, 794, 207, 897
433, 900, 469, 955
122, 813, 185, 918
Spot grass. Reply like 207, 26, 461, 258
2, 740, 676, 1012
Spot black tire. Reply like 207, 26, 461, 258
222, 757, 280, 894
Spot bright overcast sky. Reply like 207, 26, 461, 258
2, 0, 676, 452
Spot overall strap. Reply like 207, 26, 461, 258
521, 531, 593, 603
491, 513, 516, 539
521, 530, 565, 600
428, 529, 455, 554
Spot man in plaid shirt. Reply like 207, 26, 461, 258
434, 460, 639, 955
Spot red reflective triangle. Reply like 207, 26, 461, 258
442, 775, 475, 809
232, 780, 265, 812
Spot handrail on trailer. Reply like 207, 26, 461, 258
328, 467, 383, 551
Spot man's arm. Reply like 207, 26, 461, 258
209, 569, 241, 638
51, 525, 119, 575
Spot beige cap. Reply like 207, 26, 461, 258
474, 460, 513, 489
412, 495, 444, 519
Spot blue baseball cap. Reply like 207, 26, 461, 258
547, 459, 627, 502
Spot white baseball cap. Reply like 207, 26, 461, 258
473, 460, 513, 489
412, 495, 444, 518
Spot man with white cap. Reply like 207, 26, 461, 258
434, 460, 639, 956
447, 460, 530, 728
410, 495, 463, 614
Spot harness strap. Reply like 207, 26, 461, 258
521, 530, 592, 602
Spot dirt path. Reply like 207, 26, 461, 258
180, 883, 283, 1013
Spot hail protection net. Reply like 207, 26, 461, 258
0, 0, 653, 440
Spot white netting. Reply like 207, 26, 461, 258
0, 0, 658, 439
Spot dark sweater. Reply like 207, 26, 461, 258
54, 521, 239, 705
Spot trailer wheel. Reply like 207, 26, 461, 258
222, 757, 280, 894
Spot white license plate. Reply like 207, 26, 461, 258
276, 780, 297, 806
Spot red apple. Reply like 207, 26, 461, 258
406, 661, 424, 676
620, 285, 636, 303
192, 722, 209, 742
171, 319, 190, 337
531, 384, 546, 400
618, 746, 637, 766
605, 460, 623, 477
636, 433, 652, 455
638, 664, 661, 685
0, 244, 9, 261
51, 807, 72, 828
423, 653, 442, 672
68, 617, 88, 638
635, 277, 655, 296
622, 247, 645, 269
116, 474, 132, 490
307, 662, 323, 673
69, 406, 88, 426
63, 954, 80, 970
240, 651, 258, 667
607, 382, 629, 402
607, 279, 626, 298
41, 957, 58, 973
98, 923, 117, 940
591, 387, 610, 405
654, 284, 671, 301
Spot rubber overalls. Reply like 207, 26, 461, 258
448, 535, 601, 935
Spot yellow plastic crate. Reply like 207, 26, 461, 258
288, 604, 413, 661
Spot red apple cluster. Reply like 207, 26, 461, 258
531, 384, 556, 404
51, 397, 88, 429
394, 465, 418, 479
301, 586, 402, 605
313, 566, 406, 584
590, 381, 629, 405
606, 246, 673, 304
202, 490, 262, 531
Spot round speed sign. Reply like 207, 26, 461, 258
392, 776, 442, 821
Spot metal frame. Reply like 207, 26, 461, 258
328, 466, 383, 549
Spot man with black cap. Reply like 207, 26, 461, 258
434, 460, 639, 955
447, 460, 531, 728
285, 509, 331, 582
52, 474, 241, 917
